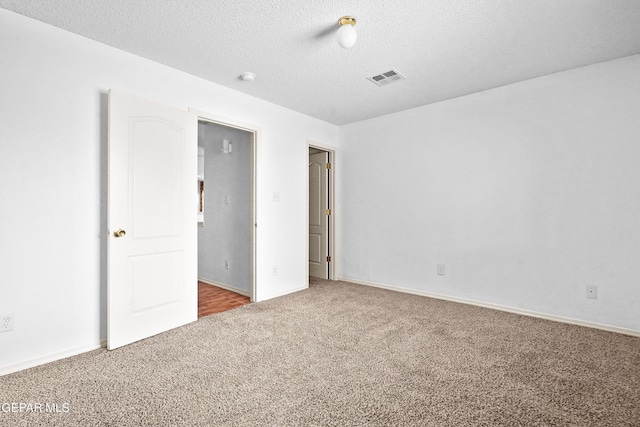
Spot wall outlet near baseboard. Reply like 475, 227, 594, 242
437, 264, 445, 276
586, 286, 597, 299
225, 260, 230, 270
1, 313, 14, 333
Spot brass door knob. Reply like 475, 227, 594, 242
113, 229, 126, 238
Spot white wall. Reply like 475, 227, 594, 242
338, 54, 640, 333
0, 10, 338, 374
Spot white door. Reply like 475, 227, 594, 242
309, 151, 329, 279
108, 90, 197, 350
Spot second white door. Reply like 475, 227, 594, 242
309, 150, 329, 279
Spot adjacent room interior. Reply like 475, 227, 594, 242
197, 120, 253, 317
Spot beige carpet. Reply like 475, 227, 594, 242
1, 278, 639, 426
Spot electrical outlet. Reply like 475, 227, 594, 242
224, 260, 230, 270
586, 286, 597, 299
437, 264, 445, 276
272, 265, 278, 276
1, 313, 14, 333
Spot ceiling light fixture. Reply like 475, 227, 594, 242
337, 16, 357, 49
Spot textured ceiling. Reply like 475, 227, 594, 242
2, 0, 640, 125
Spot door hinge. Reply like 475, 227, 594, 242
326, 163, 331, 169
326, 209, 331, 215
327, 256, 331, 262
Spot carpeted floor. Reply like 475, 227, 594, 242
1, 278, 639, 426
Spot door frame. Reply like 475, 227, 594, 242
190, 108, 258, 302
307, 142, 336, 281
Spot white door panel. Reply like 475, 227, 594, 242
131, 120, 185, 238
309, 234, 322, 264
108, 90, 197, 350
131, 251, 183, 312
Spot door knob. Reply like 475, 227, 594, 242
113, 229, 126, 238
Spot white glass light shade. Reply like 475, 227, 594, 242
337, 23, 357, 49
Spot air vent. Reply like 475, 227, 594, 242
367, 68, 406, 87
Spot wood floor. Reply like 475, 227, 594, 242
198, 281, 250, 318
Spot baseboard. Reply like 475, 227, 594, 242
0, 339, 107, 377
340, 276, 640, 338
258, 285, 308, 302
198, 278, 250, 297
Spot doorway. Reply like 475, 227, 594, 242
107, 92, 258, 350
197, 118, 256, 315
308, 145, 334, 280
